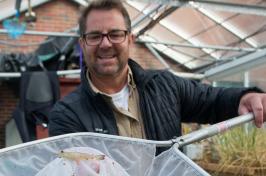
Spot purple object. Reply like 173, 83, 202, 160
79, 44, 83, 69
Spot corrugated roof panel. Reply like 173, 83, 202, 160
225, 14, 266, 38
156, 46, 193, 64
210, 0, 263, 5
208, 42, 252, 60
251, 31, 266, 47
192, 25, 240, 47
147, 24, 184, 43
124, 3, 143, 21
171, 46, 208, 58
162, 8, 216, 40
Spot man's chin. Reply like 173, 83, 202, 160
96, 67, 120, 77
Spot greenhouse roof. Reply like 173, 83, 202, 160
1, 0, 266, 73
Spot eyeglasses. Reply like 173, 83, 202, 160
82, 30, 128, 46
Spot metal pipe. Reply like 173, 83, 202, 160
0, 69, 80, 78
0, 113, 255, 152
0, 69, 204, 80
136, 0, 266, 16
137, 40, 258, 52
189, 0, 266, 17
205, 48, 266, 80
131, 4, 163, 28
244, 71, 250, 88
0, 29, 79, 37
144, 43, 171, 70
1, 28, 257, 52
173, 113, 254, 148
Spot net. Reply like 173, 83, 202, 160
0, 133, 210, 176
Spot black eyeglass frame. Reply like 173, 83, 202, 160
82, 30, 128, 46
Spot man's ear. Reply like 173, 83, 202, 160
79, 37, 85, 49
128, 33, 136, 45
132, 34, 136, 43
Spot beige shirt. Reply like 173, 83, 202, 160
87, 67, 146, 138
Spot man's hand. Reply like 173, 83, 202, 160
238, 93, 266, 128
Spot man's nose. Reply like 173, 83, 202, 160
99, 35, 112, 48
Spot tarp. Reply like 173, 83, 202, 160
0, 36, 79, 73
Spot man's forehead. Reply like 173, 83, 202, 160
85, 9, 127, 31
86, 9, 123, 21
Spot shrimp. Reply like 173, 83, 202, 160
58, 150, 104, 175
58, 150, 105, 161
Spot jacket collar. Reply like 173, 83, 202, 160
128, 59, 158, 89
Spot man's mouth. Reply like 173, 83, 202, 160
98, 54, 116, 59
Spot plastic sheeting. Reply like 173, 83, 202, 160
0, 133, 210, 176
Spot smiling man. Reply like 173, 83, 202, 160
49, 0, 266, 141
80, 7, 133, 94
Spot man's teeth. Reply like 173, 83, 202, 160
99, 55, 115, 58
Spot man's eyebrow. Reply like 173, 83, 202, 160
86, 28, 126, 34
109, 28, 125, 31
86, 30, 101, 34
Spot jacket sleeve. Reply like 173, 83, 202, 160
171, 73, 262, 124
48, 102, 86, 136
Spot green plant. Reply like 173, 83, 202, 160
209, 124, 266, 176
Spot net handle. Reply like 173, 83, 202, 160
172, 113, 254, 148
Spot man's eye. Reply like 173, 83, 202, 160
109, 32, 124, 38
87, 34, 101, 40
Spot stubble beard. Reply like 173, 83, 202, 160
90, 56, 127, 78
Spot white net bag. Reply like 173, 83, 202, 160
0, 133, 210, 176
36, 147, 130, 176
0, 133, 155, 176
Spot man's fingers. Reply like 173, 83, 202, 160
238, 105, 250, 115
263, 98, 266, 123
251, 97, 264, 128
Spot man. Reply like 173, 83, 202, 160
49, 0, 266, 141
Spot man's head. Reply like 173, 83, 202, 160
79, 0, 131, 36
79, 0, 133, 78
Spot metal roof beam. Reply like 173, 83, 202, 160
144, 43, 171, 70
2, 28, 256, 52
0, 28, 79, 37
131, 4, 164, 28
136, 6, 181, 37
205, 49, 266, 80
137, 40, 258, 52
188, 0, 266, 17
0, 68, 204, 80
140, 0, 266, 16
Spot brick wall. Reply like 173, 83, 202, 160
0, 0, 186, 148
0, 0, 80, 53
130, 42, 166, 69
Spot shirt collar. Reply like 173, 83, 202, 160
86, 66, 136, 96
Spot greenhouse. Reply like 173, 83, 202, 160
0, 0, 266, 175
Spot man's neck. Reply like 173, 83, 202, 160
89, 67, 128, 94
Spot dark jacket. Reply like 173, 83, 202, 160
49, 59, 255, 141
14, 71, 60, 142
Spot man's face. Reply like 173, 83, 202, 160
80, 9, 133, 77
